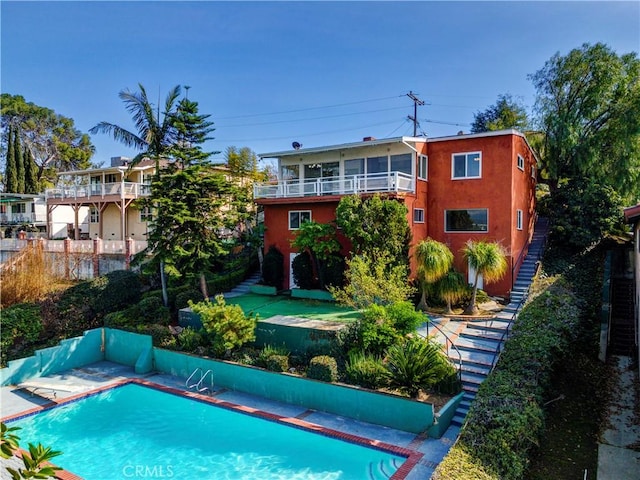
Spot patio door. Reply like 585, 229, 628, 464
289, 253, 298, 289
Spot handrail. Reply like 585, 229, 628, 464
186, 367, 203, 389
186, 367, 214, 394
418, 315, 464, 383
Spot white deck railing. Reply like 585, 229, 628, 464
0, 213, 47, 224
45, 182, 151, 200
254, 171, 414, 199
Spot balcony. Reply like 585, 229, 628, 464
254, 171, 414, 199
0, 213, 47, 225
45, 182, 151, 201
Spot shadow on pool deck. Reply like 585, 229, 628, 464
0, 360, 458, 480
225, 293, 362, 323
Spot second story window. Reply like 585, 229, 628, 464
517, 154, 525, 171
12, 203, 26, 214
418, 155, 428, 180
452, 152, 481, 179
289, 210, 311, 230
390, 154, 412, 175
413, 208, 425, 223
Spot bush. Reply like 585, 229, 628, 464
174, 289, 204, 311
189, 295, 257, 357
92, 270, 142, 315
262, 245, 284, 290
103, 296, 170, 328
177, 327, 204, 352
386, 337, 455, 398
385, 300, 425, 335
265, 355, 289, 373
0, 303, 42, 366
292, 251, 318, 290
320, 254, 346, 288
307, 355, 338, 382
345, 352, 390, 389
255, 344, 290, 368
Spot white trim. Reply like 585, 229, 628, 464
517, 154, 525, 171
451, 151, 482, 180
418, 155, 428, 180
414, 208, 425, 224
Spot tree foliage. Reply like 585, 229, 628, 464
1, 94, 94, 186
462, 241, 508, 315
543, 178, 626, 249
530, 42, 640, 200
291, 220, 342, 289
336, 194, 411, 269
415, 238, 454, 311
471, 94, 530, 133
225, 146, 269, 182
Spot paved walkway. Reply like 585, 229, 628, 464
597, 355, 640, 479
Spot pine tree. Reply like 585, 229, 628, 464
4, 125, 18, 192
14, 127, 24, 193
23, 148, 39, 194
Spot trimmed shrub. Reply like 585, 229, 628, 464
386, 337, 455, 398
265, 354, 289, 373
177, 327, 204, 352
292, 251, 318, 290
255, 344, 290, 368
345, 352, 390, 389
262, 245, 284, 290
385, 300, 425, 335
307, 355, 338, 382
175, 289, 204, 311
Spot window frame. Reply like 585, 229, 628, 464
451, 151, 482, 180
413, 208, 425, 224
140, 206, 153, 222
517, 154, 525, 171
288, 210, 312, 230
516, 209, 523, 230
444, 208, 489, 233
90, 207, 99, 224
418, 155, 428, 180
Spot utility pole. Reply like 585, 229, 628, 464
406, 91, 425, 137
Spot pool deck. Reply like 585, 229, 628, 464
0, 360, 459, 479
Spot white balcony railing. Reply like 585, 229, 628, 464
0, 213, 47, 225
45, 182, 151, 200
253, 171, 415, 199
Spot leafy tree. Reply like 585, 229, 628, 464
137, 94, 250, 299
336, 194, 411, 269
529, 42, 640, 200
4, 125, 17, 192
433, 269, 467, 315
544, 178, 626, 249
225, 146, 268, 182
90, 84, 182, 170
291, 220, 342, 289
471, 93, 530, 133
415, 238, 454, 311
189, 296, 256, 357
330, 251, 415, 309
13, 126, 24, 193
91, 84, 182, 305
462, 241, 508, 315
1, 94, 94, 186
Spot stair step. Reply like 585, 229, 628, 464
462, 383, 479, 393
451, 414, 467, 427
463, 327, 506, 341
456, 337, 502, 354
452, 349, 496, 367
458, 362, 491, 376
461, 371, 487, 386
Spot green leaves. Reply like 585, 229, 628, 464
1, 423, 62, 479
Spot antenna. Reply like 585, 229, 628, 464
292, 141, 302, 150
406, 91, 425, 137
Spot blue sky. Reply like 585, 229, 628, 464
2, 1, 639, 165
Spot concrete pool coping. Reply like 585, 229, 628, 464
0, 361, 460, 479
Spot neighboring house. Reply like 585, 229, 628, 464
0, 193, 88, 239
254, 129, 538, 298
46, 157, 154, 241
623, 203, 640, 362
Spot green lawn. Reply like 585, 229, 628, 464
226, 293, 360, 323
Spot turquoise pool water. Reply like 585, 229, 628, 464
10, 383, 406, 479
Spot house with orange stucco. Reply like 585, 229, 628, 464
254, 129, 538, 299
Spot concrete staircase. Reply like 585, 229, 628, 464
222, 271, 262, 298
609, 278, 636, 357
449, 217, 549, 427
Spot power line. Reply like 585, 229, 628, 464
406, 91, 425, 136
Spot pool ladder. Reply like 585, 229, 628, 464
186, 368, 214, 395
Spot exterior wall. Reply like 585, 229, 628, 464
126, 207, 150, 239
425, 133, 535, 297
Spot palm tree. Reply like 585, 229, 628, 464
90, 84, 182, 306
434, 269, 467, 315
415, 238, 454, 311
462, 240, 508, 315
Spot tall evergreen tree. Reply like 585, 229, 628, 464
14, 127, 24, 193
23, 148, 39, 194
4, 125, 18, 192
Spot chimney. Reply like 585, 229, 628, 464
363, 136, 376, 142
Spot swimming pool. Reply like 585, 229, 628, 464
8, 380, 417, 479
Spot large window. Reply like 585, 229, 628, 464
445, 209, 488, 232
12, 203, 26, 214
390, 153, 412, 175
367, 156, 388, 174
452, 152, 481, 179
344, 158, 364, 176
140, 206, 153, 222
288, 210, 311, 230
281, 164, 300, 181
